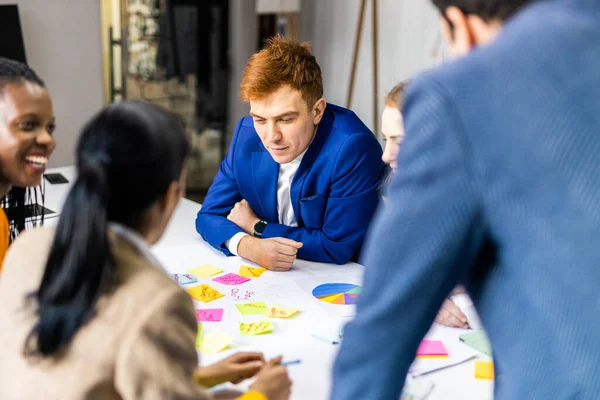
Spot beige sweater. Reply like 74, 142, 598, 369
0, 227, 212, 400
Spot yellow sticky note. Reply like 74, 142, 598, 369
195, 323, 203, 350
200, 330, 233, 354
187, 264, 223, 278
239, 320, 274, 336
235, 302, 269, 316
475, 361, 494, 380
269, 304, 299, 318
239, 265, 267, 278
187, 284, 225, 303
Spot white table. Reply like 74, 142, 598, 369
41, 166, 494, 400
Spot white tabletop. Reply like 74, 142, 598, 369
41, 166, 494, 400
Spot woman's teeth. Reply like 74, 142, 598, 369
24, 156, 48, 166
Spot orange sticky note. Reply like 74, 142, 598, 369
269, 304, 299, 318
475, 361, 494, 380
187, 284, 224, 303
239, 320, 274, 336
239, 265, 267, 278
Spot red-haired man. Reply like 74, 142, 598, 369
196, 36, 386, 270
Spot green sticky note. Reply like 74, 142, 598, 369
459, 330, 492, 356
235, 302, 269, 316
195, 323, 203, 350
239, 319, 274, 336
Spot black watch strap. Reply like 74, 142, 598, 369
253, 220, 268, 237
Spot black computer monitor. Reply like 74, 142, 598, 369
0, 4, 27, 63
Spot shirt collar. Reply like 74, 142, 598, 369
281, 148, 308, 168
108, 222, 166, 273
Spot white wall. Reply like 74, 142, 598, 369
0, 0, 104, 167
307, 0, 447, 135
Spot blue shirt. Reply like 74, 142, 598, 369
332, 0, 600, 398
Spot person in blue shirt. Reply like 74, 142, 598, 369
332, 0, 600, 399
196, 36, 386, 270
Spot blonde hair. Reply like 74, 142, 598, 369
384, 80, 410, 109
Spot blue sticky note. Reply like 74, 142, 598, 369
170, 273, 198, 285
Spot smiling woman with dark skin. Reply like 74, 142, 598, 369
0, 58, 56, 267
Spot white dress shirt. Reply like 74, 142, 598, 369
226, 150, 307, 255
109, 222, 166, 273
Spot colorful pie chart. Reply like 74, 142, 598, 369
312, 283, 361, 305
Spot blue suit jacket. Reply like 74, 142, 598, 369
332, 0, 600, 399
196, 104, 385, 264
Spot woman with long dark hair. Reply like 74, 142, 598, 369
0, 57, 56, 267
0, 101, 291, 400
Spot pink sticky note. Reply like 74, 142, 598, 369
212, 273, 250, 286
196, 308, 224, 322
416, 340, 448, 357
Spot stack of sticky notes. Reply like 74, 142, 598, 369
416, 340, 448, 358
475, 361, 494, 380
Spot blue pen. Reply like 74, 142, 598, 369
281, 359, 301, 366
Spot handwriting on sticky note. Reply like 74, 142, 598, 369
269, 304, 299, 318
187, 284, 225, 303
170, 273, 198, 285
239, 320, 273, 336
239, 265, 267, 278
230, 288, 255, 301
196, 308, 224, 322
475, 361, 494, 380
201, 330, 233, 354
213, 273, 250, 286
195, 323, 203, 350
187, 264, 223, 278
235, 302, 269, 316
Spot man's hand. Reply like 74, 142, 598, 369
227, 199, 260, 234
194, 352, 265, 388
435, 298, 469, 328
238, 236, 303, 271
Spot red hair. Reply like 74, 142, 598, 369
240, 35, 323, 108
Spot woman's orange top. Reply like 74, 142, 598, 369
0, 209, 9, 273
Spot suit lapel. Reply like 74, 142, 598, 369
252, 150, 280, 222
290, 109, 334, 220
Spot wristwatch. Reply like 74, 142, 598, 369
253, 220, 268, 237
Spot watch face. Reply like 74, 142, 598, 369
254, 220, 267, 235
